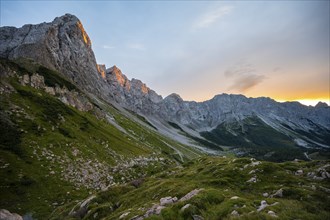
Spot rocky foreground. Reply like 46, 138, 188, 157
50, 157, 330, 220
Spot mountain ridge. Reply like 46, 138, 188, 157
1, 13, 329, 153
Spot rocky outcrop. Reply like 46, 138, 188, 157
132, 188, 203, 220
0, 209, 22, 220
18, 73, 93, 111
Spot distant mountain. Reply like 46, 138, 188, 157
1, 13, 329, 160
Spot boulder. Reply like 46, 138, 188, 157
271, 188, 283, 198
192, 215, 204, 220
268, 210, 278, 217
180, 204, 191, 212
0, 209, 22, 220
179, 189, 203, 202
257, 200, 268, 212
160, 196, 177, 206
119, 212, 130, 219
231, 210, 239, 216
295, 170, 303, 176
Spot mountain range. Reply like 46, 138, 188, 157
0, 14, 329, 220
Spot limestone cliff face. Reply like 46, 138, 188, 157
0, 13, 108, 98
105, 65, 162, 114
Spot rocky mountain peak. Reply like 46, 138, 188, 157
315, 101, 329, 108
165, 93, 183, 102
131, 78, 149, 94
106, 65, 129, 87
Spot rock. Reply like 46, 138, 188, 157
179, 189, 203, 202
231, 210, 239, 216
45, 86, 55, 95
144, 204, 165, 217
271, 188, 283, 198
180, 204, 191, 211
155, 205, 165, 215
30, 73, 45, 89
230, 196, 240, 200
257, 200, 268, 212
130, 178, 144, 188
160, 196, 177, 206
262, 193, 269, 197
247, 177, 257, 183
268, 210, 278, 217
20, 74, 30, 85
0, 209, 23, 220
251, 161, 261, 167
192, 215, 204, 220
295, 170, 304, 176
119, 212, 130, 219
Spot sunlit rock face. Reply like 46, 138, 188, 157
105, 65, 162, 114
97, 64, 106, 79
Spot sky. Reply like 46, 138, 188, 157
1, 1, 329, 106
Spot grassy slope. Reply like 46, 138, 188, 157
200, 117, 307, 162
52, 156, 330, 220
0, 59, 201, 219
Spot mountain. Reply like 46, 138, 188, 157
0, 14, 329, 219
1, 14, 329, 158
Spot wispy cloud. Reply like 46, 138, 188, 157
225, 63, 266, 92
102, 45, 115, 49
127, 43, 146, 51
194, 6, 233, 29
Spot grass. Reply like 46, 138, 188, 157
50, 156, 330, 220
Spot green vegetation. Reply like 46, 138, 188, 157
50, 157, 330, 220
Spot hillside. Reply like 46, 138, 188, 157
52, 157, 330, 220
0, 59, 201, 219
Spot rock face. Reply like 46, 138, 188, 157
0, 13, 108, 99
105, 65, 162, 114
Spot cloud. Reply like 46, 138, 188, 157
225, 63, 266, 92
127, 43, 146, 51
194, 6, 233, 29
102, 45, 115, 49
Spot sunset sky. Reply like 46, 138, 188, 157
1, 1, 329, 106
